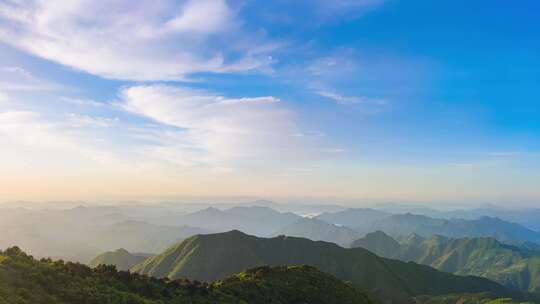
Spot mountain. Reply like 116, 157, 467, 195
88, 248, 152, 271
351, 231, 401, 257
365, 213, 540, 244
0, 247, 375, 304
273, 217, 362, 247
373, 204, 540, 232
438, 207, 540, 231
0, 206, 211, 263
91, 220, 212, 254
352, 231, 540, 292
160, 206, 301, 236
131, 230, 531, 304
316, 208, 392, 230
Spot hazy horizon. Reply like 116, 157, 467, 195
1, 197, 539, 210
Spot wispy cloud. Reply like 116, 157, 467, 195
316, 90, 386, 106
0, 66, 65, 92
60, 97, 106, 108
0, 0, 276, 81
67, 113, 119, 128
119, 85, 318, 167
0, 110, 119, 166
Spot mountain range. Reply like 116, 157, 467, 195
272, 217, 362, 247
154, 206, 301, 236
352, 231, 540, 292
3, 202, 540, 264
91, 220, 212, 254
317, 209, 540, 245
316, 208, 392, 229
130, 230, 533, 304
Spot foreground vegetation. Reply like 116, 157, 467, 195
0, 247, 375, 304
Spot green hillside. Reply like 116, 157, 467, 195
88, 248, 152, 271
131, 230, 530, 304
0, 246, 374, 304
352, 231, 540, 292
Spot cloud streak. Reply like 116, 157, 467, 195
316, 90, 386, 106
0, 0, 275, 81
119, 85, 316, 168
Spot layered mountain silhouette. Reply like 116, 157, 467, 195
159, 206, 301, 236
131, 230, 530, 304
316, 208, 392, 229
272, 217, 362, 247
91, 220, 212, 254
318, 209, 540, 244
352, 231, 540, 292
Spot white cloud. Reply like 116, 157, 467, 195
165, 0, 232, 34
67, 113, 119, 128
0, 66, 64, 92
316, 90, 386, 105
60, 97, 105, 108
0, 0, 275, 81
119, 85, 315, 167
0, 111, 67, 147
2, 66, 33, 79
0, 110, 123, 170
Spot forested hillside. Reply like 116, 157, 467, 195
352, 231, 540, 292
0, 247, 375, 304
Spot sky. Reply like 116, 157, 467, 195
0, 0, 539, 204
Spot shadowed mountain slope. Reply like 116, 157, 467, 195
132, 230, 531, 304
352, 231, 540, 292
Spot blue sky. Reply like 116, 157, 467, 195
0, 0, 538, 204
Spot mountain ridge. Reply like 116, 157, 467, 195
352, 231, 540, 292
131, 230, 531, 304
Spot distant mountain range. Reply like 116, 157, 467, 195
130, 230, 531, 304
91, 220, 212, 254
0, 207, 211, 263
377, 203, 540, 232
316, 208, 392, 229
2, 202, 540, 265
318, 208, 540, 245
156, 206, 301, 236
272, 217, 362, 247
352, 231, 540, 292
